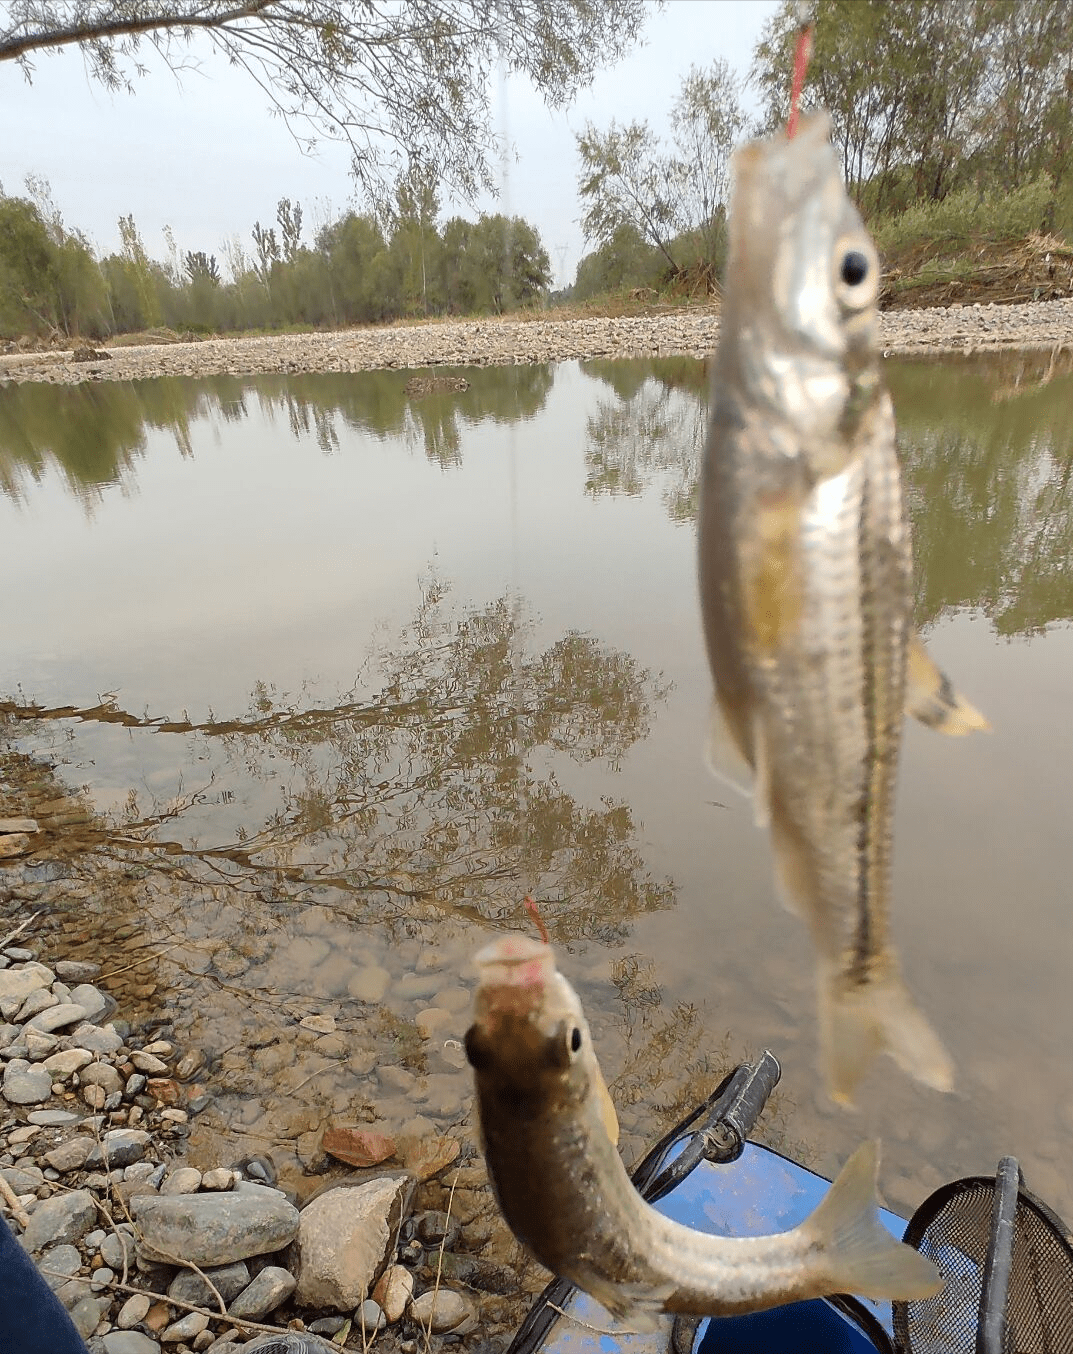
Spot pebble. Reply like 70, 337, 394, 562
44, 1137, 95, 1172
43, 1047, 94, 1077
358, 1297, 387, 1333
54, 961, 101, 982
133, 1188, 300, 1266
22, 1188, 97, 1252
160, 1166, 202, 1195
168, 1260, 251, 1306
68, 983, 112, 1022
409, 1288, 471, 1333
101, 1228, 135, 1270
160, 1310, 210, 1343
130, 1051, 169, 1075
103, 1332, 162, 1354
3, 1058, 53, 1104
28, 1107, 81, 1126
17, 987, 59, 1022
226, 1263, 296, 1319
373, 1264, 414, 1322
75, 1024, 125, 1055
347, 965, 391, 1003
26, 1001, 89, 1032
117, 1293, 153, 1328
86, 1128, 151, 1168
200, 1168, 234, 1191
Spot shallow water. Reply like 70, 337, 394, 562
1, 350, 1071, 1223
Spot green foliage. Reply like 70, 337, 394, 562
872, 176, 1055, 258
0, 174, 553, 341
754, 0, 1073, 212
574, 224, 664, 300
0, 189, 109, 339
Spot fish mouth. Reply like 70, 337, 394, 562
473, 935, 556, 1022
474, 935, 555, 989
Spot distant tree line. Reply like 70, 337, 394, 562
573, 0, 1073, 300
0, 168, 552, 342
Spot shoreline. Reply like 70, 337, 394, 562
2, 300, 1072, 386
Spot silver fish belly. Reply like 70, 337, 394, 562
465, 936, 940, 1321
698, 112, 984, 1104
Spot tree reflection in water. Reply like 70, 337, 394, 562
5, 576, 675, 946
581, 349, 1073, 637
582, 357, 708, 522
0, 364, 556, 500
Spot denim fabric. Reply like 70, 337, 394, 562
0, 1213, 89, 1353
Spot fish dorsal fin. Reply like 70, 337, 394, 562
906, 632, 990, 735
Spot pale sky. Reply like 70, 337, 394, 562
2, 1, 779, 288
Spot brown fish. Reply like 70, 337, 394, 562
697, 112, 987, 1104
465, 935, 940, 1322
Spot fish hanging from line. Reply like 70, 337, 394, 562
696, 110, 988, 1105
465, 935, 941, 1322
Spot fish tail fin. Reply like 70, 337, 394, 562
907, 633, 990, 735
802, 1141, 942, 1300
821, 965, 954, 1106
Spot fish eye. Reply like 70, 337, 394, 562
840, 250, 869, 287
570, 1026, 583, 1054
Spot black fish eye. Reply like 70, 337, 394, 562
570, 1026, 582, 1054
840, 250, 869, 287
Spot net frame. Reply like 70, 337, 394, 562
892, 1172, 1073, 1353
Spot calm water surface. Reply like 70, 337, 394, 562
1, 351, 1071, 1219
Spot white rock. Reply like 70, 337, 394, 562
294, 1176, 413, 1310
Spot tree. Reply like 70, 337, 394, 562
2, 1, 648, 206
184, 251, 221, 285
576, 58, 746, 282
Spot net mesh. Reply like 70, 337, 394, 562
892, 1177, 1073, 1353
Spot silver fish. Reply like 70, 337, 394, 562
465, 935, 940, 1322
697, 113, 987, 1105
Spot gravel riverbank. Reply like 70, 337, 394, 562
2, 299, 1072, 387
0, 809, 531, 1354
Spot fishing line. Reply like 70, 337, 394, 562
495, 8, 534, 928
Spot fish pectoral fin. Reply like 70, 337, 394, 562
802, 1141, 942, 1300
703, 698, 755, 806
750, 714, 772, 829
572, 1267, 674, 1333
593, 1062, 620, 1147
820, 964, 954, 1107
907, 633, 990, 735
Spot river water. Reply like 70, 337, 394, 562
1, 350, 1071, 1225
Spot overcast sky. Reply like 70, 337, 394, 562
3, 1, 780, 287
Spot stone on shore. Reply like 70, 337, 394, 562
294, 1175, 413, 1310
2, 1057, 53, 1104
133, 1188, 300, 1266
22, 1188, 97, 1253
0, 964, 52, 1018
167, 1260, 251, 1307
103, 1331, 162, 1354
226, 1264, 296, 1319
